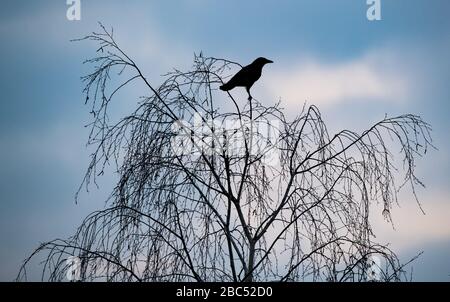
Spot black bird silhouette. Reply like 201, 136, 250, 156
220, 57, 273, 101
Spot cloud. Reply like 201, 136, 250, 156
264, 50, 411, 107
371, 189, 450, 252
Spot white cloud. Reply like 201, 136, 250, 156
264, 50, 411, 107
371, 189, 450, 252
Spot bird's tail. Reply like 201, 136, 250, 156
220, 82, 232, 91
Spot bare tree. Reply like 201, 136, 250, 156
18, 25, 433, 282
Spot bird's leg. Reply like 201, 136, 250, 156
246, 87, 253, 101
246, 87, 254, 121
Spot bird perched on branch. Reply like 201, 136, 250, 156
220, 57, 273, 101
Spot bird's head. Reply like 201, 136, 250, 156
253, 57, 274, 66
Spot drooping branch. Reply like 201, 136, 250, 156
18, 24, 433, 282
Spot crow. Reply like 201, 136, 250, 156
220, 57, 273, 101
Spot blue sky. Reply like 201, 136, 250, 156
0, 0, 449, 281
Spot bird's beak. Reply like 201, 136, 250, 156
267, 59, 274, 64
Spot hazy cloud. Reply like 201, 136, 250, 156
371, 189, 450, 252
265, 50, 411, 107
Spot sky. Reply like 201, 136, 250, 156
0, 0, 449, 281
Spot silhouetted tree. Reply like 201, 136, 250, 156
18, 25, 433, 282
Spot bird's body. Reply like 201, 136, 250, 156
220, 57, 273, 100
